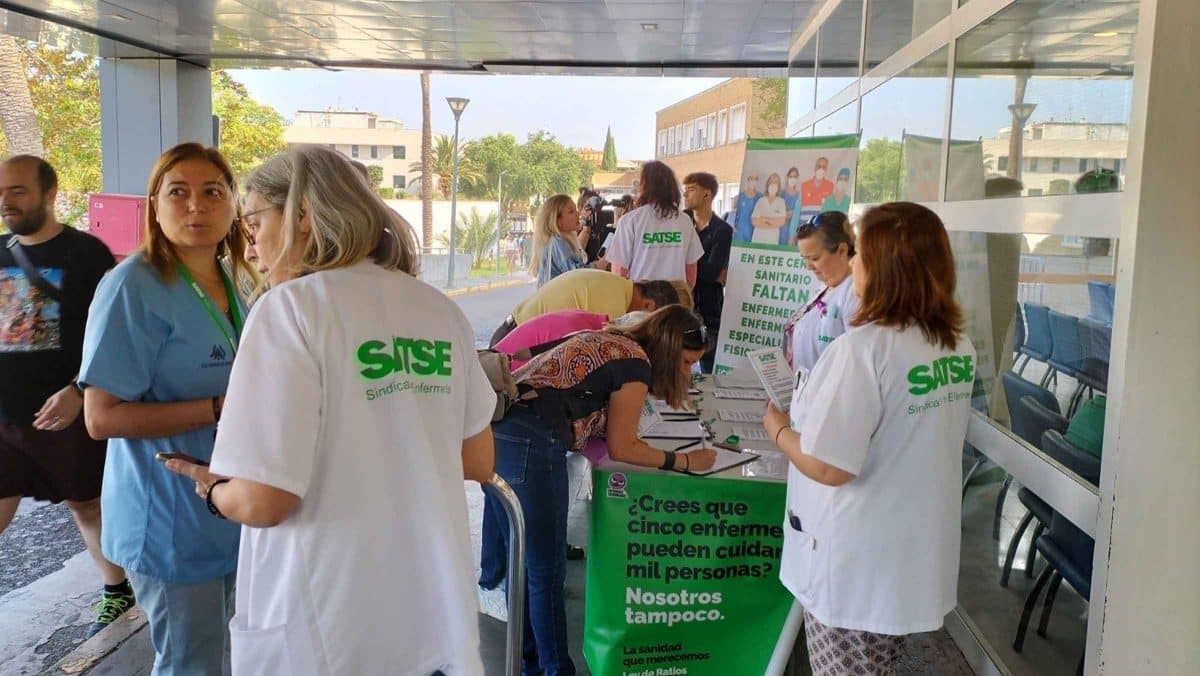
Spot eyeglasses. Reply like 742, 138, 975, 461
239, 206, 273, 245
683, 325, 707, 349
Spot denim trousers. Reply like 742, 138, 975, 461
480, 407, 576, 676
127, 570, 235, 676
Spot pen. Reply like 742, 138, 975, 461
672, 439, 703, 451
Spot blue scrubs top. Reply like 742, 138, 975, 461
79, 256, 244, 584
733, 191, 761, 242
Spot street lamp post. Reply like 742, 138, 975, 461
496, 169, 508, 275
446, 96, 469, 288
1008, 101, 1037, 181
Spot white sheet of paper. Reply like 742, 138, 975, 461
713, 370, 761, 389
714, 387, 768, 401
638, 398, 664, 436
732, 425, 770, 442
718, 409, 763, 423
746, 347, 794, 413
642, 419, 706, 439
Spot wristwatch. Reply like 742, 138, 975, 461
70, 379, 85, 396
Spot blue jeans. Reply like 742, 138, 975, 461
480, 407, 576, 676
127, 571, 235, 676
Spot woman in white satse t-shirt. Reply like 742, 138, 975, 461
780, 210, 859, 374
605, 160, 704, 286
762, 202, 976, 676
750, 172, 788, 244
166, 146, 497, 676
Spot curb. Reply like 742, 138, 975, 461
43, 607, 147, 675
443, 277, 531, 298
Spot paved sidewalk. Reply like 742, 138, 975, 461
422, 271, 531, 298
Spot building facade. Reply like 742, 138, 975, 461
655, 78, 787, 215
285, 110, 426, 194
982, 122, 1128, 196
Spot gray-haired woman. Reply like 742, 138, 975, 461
167, 145, 496, 675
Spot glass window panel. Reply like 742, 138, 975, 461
857, 46, 949, 204
816, 0, 862, 104
946, 0, 1138, 200
717, 109, 729, 145
865, 0, 951, 69
788, 36, 817, 127
730, 104, 747, 142
813, 102, 858, 137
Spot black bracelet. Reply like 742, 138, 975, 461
211, 396, 222, 423
659, 451, 677, 471
206, 479, 231, 519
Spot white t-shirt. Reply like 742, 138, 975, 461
789, 277, 860, 373
210, 262, 495, 676
750, 195, 787, 244
606, 204, 703, 281
781, 323, 975, 635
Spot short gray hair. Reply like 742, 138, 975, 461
245, 145, 419, 285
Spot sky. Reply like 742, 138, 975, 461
228, 69, 725, 161
228, 68, 1134, 160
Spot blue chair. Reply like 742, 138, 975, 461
997, 394, 1069, 587
1087, 281, 1115, 326
994, 374, 1061, 541
1013, 307, 1026, 362
1046, 311, 1084, 404
1013, 430, 1101, 675
1019, 303, 1054, 380
1075, 317, 1111, 397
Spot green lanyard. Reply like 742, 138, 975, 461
175, 261, 244, 356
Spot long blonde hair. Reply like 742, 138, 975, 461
528, 194, 585, 276
244, 145, 420, 290
142, 143, 255, 292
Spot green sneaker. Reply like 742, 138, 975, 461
87, 588, 136, 638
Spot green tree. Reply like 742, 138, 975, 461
367, 164, 384, 190
410, 135, 482, 200
212, 71, 286, 178
754, 78, 788, 135
601, 126, 617, 171
854, 138, 904, 204
435, 207, 507, 268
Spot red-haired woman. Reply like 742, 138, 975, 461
763, 202, 976, 675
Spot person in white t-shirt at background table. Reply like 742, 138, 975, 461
167, 146, 497, 676
762, 202, 976, 676
781, 210, 860, 375
605, 160, 703, 288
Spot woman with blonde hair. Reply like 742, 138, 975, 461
80, 142, 254, 674
529, 193, 591, 286
166, 145, 497, 675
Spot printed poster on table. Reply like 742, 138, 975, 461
715, 135, 860, 374
584, 470, 791, 675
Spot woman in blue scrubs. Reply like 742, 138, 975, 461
80, 143, 254, 675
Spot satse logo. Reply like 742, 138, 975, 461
357, 336, 453, 380
642, 232, 682, 245
907, 355, 974, 395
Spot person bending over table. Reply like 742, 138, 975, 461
763, 202, 975, 676
481, 305, 716, 676
488, 268, 686, 346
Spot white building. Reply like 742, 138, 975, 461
285, 109, 429, 194
982, 122, 1128, 196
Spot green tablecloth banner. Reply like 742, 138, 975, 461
585, 470, 791, 675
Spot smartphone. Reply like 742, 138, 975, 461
155, 452, 209, 466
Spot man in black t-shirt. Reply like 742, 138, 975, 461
683, 172, 733, 373
0, 155, 132, 636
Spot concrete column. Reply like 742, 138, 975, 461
1088, 0, 1200, 672
99, 41, 212, 194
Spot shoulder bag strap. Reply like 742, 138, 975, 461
5, 238, 65, 303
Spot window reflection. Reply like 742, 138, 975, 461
865, 0, 950, 69
857, 47, 948, 204
816, 0, 862, 103
946, 0, 1139, 200
787, 37, 816, 129
813, 102, 858, 137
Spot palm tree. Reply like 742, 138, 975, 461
419, 71, 433, 253
0, 36, 45, 156
410, 135, 483, 200
435, 208, 508, 269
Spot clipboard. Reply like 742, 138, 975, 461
681, 447, 760, 477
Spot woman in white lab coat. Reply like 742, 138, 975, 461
763, 202, 976, 676
780, 210, 859, 375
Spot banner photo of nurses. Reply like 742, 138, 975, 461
715, 135, 860, 374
